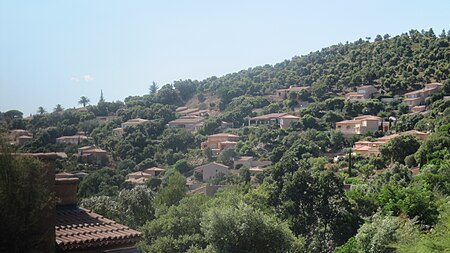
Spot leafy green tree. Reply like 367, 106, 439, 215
37, 106, 46, 115
157, 84, 182, 105
0, 146, 55, 253
78, 168, 124, 197
116, 185, 155, 228
154, 172, 186, 208
380, 134, 421, 164
275, 169, 358, 252
78, 96, 90, 107
53, 104, 64, 113
239, 167, 251, 183
394, 113, 424, 132
202, 202, 302, 253
217, 147, 238, 166
415, 124, 450, 166
149, 81, 159, 94
139, 195, 210, 253
174, 159, 193, 174
355, 213, 401, 253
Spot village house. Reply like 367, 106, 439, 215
345, 85, 378, 101
188, 184, 223, 197
96, 115, 118, 124
55, 176, 141, 252
125, 167, 165, 184
143, 167, 165, 176
194, 162, 230, 181
248, 113, 300, 129
56, 135, 90, 145
336, 115, 387, 135
168, 116, 204, 132
77, 146, 109, 164
403, 83, 441, 108
233, 156, 272, 169
201, 133, 240, 156
16, 135, 33, 144
176, 107, 210, 117
352, 130, 428, 156
126, 171, 153, 184
275, 86, 311, 99
111, 118, 150, 137
121, 118, 150, 128
9, 129, 32, 140
112, 127, 124, 137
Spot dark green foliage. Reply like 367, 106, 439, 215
394, 113, 424, 132
415, 124, 450, 165
154, 172, 187, 208
0, 147, 55, 253
202, 202, 300, 253
272, 166, 358, 252
380, 134, 421, 164
78, 167, 124, 197
139, 195, 210, 253
81, 185, 155, 228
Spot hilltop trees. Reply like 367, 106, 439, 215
53, 104, 64, 113
78, 96, 90, 107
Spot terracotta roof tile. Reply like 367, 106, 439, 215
56, 206, 141, 251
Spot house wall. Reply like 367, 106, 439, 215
361, 120, 379, 134
336, 124, 356, 135
201, 164, 229, 181
280, 118, 298, 129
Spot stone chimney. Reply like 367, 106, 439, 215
55, 177, 79, 206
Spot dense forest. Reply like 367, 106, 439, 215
2, 28, 450, 252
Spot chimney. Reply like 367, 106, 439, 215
55, 177, 79, 206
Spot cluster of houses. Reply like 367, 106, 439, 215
344, 83, 442, 113
336, 115, 390, 135
125, 167, 165, 184
352, 130, 428, 156
201, 133, 240, 156
167, 107, 212, 132
8, 129, 33, 145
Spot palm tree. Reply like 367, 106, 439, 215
37, 106, 46, 115
54, 104, 63, 113
78, 96, 90, 107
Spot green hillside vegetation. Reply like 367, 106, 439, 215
1, 28, 450, 252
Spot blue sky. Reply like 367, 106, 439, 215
1, 1, 449, 115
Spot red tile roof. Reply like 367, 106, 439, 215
56, 206, 141, 251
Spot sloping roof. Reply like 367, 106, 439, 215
250, 113, 289, 120
56, 206, 141, 251
336, 119, 361, 125
127, 171, 152, 177
195, 162, 229, 172
168, 117, 204, 125
277, 86, 310, 92
346, 92, 364, 97
12, 152, 68, 159
208, 133, 239, 138
126, 118, 149, 123
404, 89, 425, 96
16, 135, 33, 139
354, 115, 381, 121
78, 146, 108, 154
144, 167, 165, 172
176, 106, 188, 112
279, 115, 300, 119
57, 135, 88, 140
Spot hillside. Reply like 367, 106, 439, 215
1, 28, 450, 253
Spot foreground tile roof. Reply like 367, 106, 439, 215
56, 206, 141, 251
